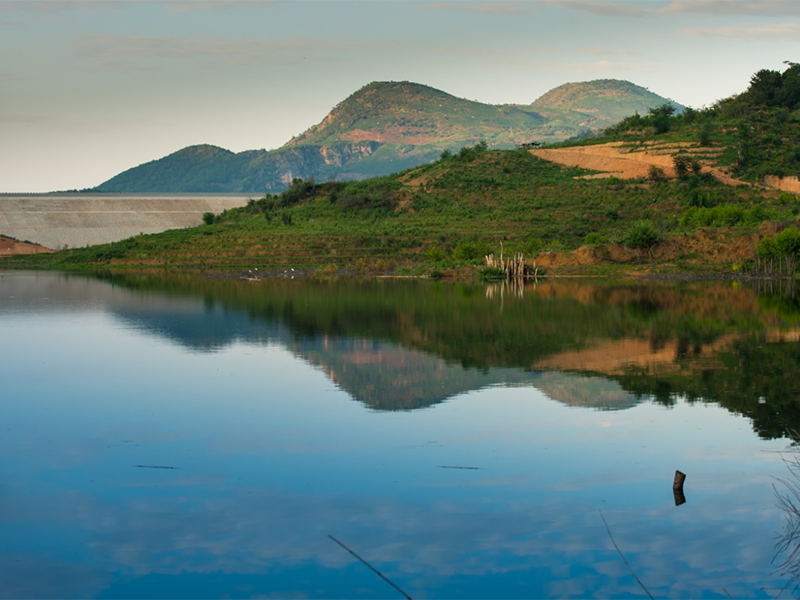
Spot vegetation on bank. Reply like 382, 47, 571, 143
4, 146, 791, 273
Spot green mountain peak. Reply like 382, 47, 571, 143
284, 80, 543, 148
96, 77, 679, 193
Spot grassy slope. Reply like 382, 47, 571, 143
7, 145, 785, 273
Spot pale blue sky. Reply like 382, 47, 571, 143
1, 0, 799, 192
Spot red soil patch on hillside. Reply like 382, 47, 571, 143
0, 235, 52, 256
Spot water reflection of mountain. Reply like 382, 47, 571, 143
5, 270, 800, 435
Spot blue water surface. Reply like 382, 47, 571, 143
0, 271, 795, 598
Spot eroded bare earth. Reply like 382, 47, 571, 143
530, 141, 741, 186
0, 235, 52, 256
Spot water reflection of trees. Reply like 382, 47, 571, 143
85, 271, 800, 437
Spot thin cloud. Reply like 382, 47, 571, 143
681, 22, 800, 41
543, 1, 649, 18
576, 46, 641, 56
411, 2, 534, 16
429, 44, 548, 57
660, 0, 800, 17
546, 0, 800, 18
0, 0, 279, 13
77, 34, 376, 68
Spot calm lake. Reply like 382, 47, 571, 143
3, 270, 800, 599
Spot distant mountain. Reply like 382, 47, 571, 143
284, 81, 546, 147
96, 79, 679, 193
527, 79, 681, 132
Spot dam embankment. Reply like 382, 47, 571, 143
0, 194, 251, 249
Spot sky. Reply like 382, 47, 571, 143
1, 0, 799, 193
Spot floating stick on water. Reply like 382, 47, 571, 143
599, 510, 654, 600
438, 465, 480, 470
328, 534, 412, 600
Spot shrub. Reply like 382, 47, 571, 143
202, 212, 215, 225
426, 246, 445, 262
699, 120, 713, 147
680, 204, 771, 228
623, 220, 661, 249
331, 179, 401, 211
280, 178, 315, 207
757, 235, 779, 258
673, 155, 692, 179
648, 165, 666, 183
453, 240, 492, 263
584, 232, 605, 246
776, 226, 800, 256
479, 266, 505, 281
518, 237, 544, 256
649, 104, 675, 134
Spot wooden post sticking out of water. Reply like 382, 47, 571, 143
673, 470, 686, 506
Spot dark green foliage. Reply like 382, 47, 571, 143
699, 120, 713, 146
60, 236, 141, 263
426, 247, 445, 262
453, 240, 493, 263
584, 232, 605, 245
479, 266, 505, 280
280, 178, 316, 206
454, 140, 489, 163
650, 103, 676, 134
758, 227, 800, 258
648, 165, 666, 183
673, 155, 691, 179
329, 178, 402, 211
746, 63, 800, 111
623, 220, 661, 249
680, 205, 771, 228
202, 212, 215, 225
756, 226, 800, 275
604, 102, 681, 136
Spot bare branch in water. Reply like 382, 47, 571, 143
328, 534, 412, 600
599, 510, 654, 600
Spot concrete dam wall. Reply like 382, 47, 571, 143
0, 194, 250, 249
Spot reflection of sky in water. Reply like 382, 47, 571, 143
0, 272, 795, 598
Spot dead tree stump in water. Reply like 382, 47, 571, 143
673, 470, 686, 506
